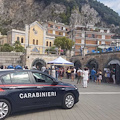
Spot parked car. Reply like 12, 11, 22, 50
0, 70, 79, 119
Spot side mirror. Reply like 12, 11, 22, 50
52, 81, 58, 85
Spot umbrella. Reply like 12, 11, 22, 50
15, 65, 22, 69
7, 65, 14, 69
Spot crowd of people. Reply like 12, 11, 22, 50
1, 64, 116, 86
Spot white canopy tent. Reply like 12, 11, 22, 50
47, 57, 74, 66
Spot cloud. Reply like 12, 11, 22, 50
98, 0, 120, 15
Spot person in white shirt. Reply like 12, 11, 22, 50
41, 66, 46, 72
83, 67, 89, 88
74, 67, 76, 79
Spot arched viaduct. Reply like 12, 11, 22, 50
70, 51, 120, 84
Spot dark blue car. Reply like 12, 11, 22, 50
0, 70, 79, 119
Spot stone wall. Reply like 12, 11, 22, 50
0, 52, 24, 67
71, 51, 120, 71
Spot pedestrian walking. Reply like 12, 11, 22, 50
77, 68, 83, 84
83, 67, 89, 88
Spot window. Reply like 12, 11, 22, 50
46, 41, 48, 46
32, 72, 53, 83
17, 37, 19, 41
10, 72, 30, 83
33, 39, 35, 45
2, 74, 11, 83
21, 38, 24, 43
50, 42, 52, 47
36, 40, 38, 45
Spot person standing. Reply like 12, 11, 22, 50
105, 68, 110, 83
41, 66, 46, 72
59, 67, 64, 80
71, 67, 74, 81
96, 69, 102, 84
77, 68, 83, 84
67, 67, 71, 79
74, 67, 76, 79
83, 67, 89, 88
111, 67, 116, 84
51, 66, 56, 78
55, 67, 59, 80
91, 68, 96, 82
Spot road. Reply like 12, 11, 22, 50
6, 79, 120, 120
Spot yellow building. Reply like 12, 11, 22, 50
0, 32, 7, 45
7, 21, 55, 54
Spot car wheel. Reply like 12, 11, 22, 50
62, 93, 75, 109
0, 99, 11, 120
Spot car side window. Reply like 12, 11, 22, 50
32, 72, 53, 83
10, 72, 31, 83
2, 74, 11, 83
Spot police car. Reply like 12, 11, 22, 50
0, 70, 79, 119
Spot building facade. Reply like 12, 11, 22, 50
0, 32, 7, 45
70, 25, 114, 55
7, 29, 25, 47
43, 21, 70, 38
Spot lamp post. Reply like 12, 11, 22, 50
82, 14, 87, 56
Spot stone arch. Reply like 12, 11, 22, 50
74, 60, 81, 69
104, 58, 120, 68
32, 58, 46, 70
86, 58, 99, 71
104, 58, 120, 84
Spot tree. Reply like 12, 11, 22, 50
54, 37, 74, 53
1, 43, 13, 52
45, 46, 56, 54
13, 41, 25, 52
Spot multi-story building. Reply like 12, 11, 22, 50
0, 32, 7, 45
7, 29, 25, 47
7, 21, 55, 54
69, 25, 115, 55
43, 21, 70, 38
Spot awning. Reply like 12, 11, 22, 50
47, 57, 74, 66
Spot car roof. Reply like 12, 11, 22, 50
0, 69, 42, 76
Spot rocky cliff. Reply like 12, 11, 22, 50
0, 0, 120, 34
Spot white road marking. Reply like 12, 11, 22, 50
80, 92, 120, 95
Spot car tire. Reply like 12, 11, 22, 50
0, 99, 11, 120
62, 93, 75, 109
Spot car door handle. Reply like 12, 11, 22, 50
37, 86, 43, 88
9, 87, 17, 89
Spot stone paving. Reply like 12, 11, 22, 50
6, 78, 120, 120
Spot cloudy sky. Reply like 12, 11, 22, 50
98, 0, 120, 15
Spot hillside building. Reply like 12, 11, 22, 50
7, 21, 116, 56
69, 25, 115, 55
43, 21, 70, 37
